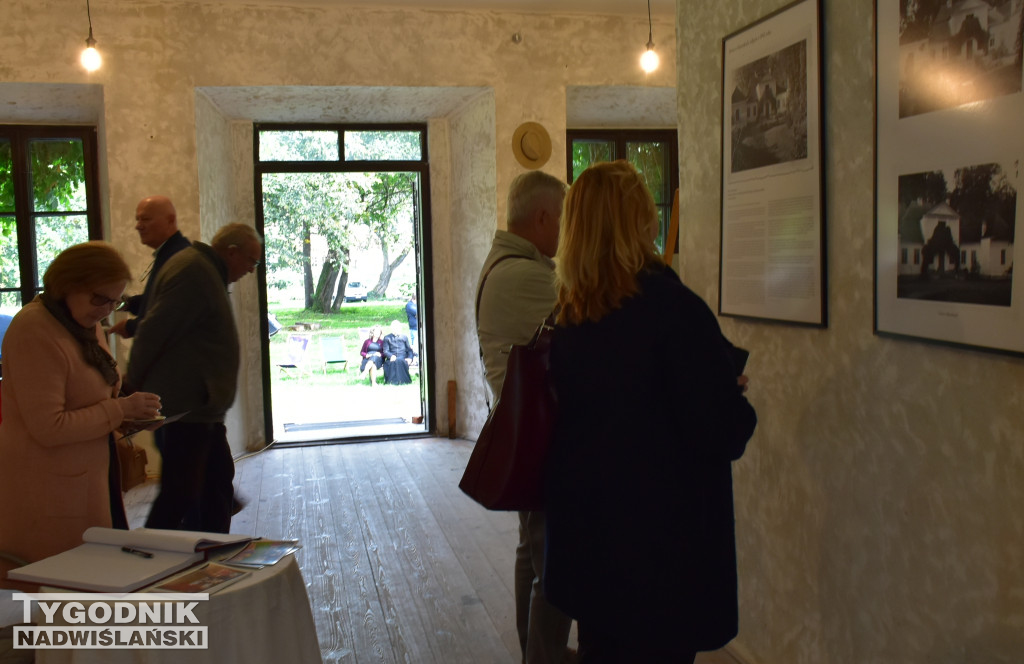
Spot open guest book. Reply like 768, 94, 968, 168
8, 527, 253, 593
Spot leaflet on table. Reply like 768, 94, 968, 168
8, 528, 253, 593
152, 562, 250, 594
119, 410, 190, 438
222, 539, 301, 568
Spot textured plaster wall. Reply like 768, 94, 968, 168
445, 92, 497, 436
1, 0, 674, 441
194, 94, 264, 454
426, 116, 454, 433
676, 1, 1024, 663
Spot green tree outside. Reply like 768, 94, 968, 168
260, 129, 418, 314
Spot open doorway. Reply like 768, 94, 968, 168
253, 124, 432, 444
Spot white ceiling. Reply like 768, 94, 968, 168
194, 0, 677, 17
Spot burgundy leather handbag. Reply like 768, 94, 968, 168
459, 319, 555, 511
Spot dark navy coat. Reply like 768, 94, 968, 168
545, 263, 757, 651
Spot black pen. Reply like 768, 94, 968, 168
121, 546, 154, 559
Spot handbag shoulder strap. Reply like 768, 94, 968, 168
475, 254, 535, 410
475, 254, 533, 325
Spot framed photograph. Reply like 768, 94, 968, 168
719, 0, 827, 326
875, 0, 1024, 354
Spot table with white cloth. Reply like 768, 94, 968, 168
31, 553, 321, 664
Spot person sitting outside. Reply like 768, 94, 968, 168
359, 325, 385, 387
382, 320, 415, 385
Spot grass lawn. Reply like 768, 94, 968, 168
269, 301, 412, 388
267, 301, 423, 433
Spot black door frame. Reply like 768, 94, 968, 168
252, 122, 435, 443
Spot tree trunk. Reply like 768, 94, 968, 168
302, 223, 314, 309
331, 248, 351, 311
312, 250, 340, 313
372, 231, 410, 297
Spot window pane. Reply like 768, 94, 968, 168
0, 140, 13, 214
30, 139, 87, 213
344, 131, 422, 161
1, 213, 19, 297
654, 206, 668, 254
259, 131, 340, 161
0, 290, 20, 316
626, 141, 669, 205
34, 214, 89, 286
571, 140, 614, 181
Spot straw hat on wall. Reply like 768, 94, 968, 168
511, 122, 552, 170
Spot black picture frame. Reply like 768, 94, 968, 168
719, 0, 827, 327
873, 0, 1024, 355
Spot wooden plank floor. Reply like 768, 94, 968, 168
125, 438, 744, 664
126, 438, 522, 663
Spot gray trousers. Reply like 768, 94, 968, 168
516, 510, 572, 664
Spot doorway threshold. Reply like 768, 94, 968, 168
273, 419, 428, 445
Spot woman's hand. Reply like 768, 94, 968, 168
737, 374, 750, 394
119, 391, 162, 421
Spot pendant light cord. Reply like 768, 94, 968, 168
86, 0, 95, 40
646, 0, 654, 49
647, 0, 653, 42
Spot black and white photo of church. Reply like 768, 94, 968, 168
897, 161, 1017, 305
728, 39, 809, 173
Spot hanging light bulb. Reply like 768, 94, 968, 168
81, 34, 101, 71
640, 39, 659, 73
80, 0, 102, 71
639, 0, 659, 73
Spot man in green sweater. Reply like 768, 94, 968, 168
127, 223, 262, 533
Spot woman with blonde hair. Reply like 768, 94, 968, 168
0, 242, 162, 588
544, 161, 757, 662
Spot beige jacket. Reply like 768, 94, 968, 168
475, 230, 556, 402
0, 300, 124, 585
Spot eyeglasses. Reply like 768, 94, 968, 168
230, 244, 262, 268
90, 292, 121, 307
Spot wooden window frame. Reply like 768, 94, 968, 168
566, 128, 679, 253
0, 125, 102, 307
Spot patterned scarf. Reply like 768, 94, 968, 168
38, 293, 119, 386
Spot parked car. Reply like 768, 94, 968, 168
344, 281, 369, 302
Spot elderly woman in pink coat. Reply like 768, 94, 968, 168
0, 242, 161, 589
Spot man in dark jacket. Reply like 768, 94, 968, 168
127, 223, 262, 533
109, 195, 191, 339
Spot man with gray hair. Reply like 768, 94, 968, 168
127, 222, 263, 533
475, 170, 572, 664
